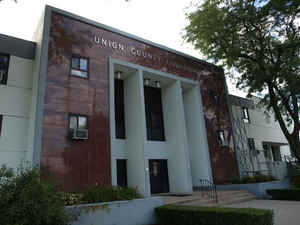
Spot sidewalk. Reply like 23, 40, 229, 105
224, 200, 300, 225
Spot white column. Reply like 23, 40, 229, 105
162, 81, 193, 193
124, 70, 149, 196
183, 85, 213, 186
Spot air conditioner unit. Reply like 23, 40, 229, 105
72, 129, 88, 140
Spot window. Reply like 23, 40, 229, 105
248, 138, 255, 150
217, 130, 228, 147
70, 55, 89, 78
0, 115, 3, 136
242, 107, 250, 123
0, 53, 9, 85
68, 114, 88, 139
115, 79, 126, 139
209, 90, 219, 104
144, 86, 165, 141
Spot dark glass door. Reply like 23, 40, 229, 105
149, 159, 169, 194
117, 159, 127, 187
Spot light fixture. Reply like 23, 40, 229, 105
115, 71, 122, 79
155, 81, 160, 88
144, 78, 150, 86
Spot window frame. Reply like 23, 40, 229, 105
70, 55, 89, 79
68, 114, 89, 132
0, 115, 3, 136
144, 85, 165, 142
114, 79, 126, 139
0, 53, 10, 85
217, 130, 228, 147
242, 107, 250, 123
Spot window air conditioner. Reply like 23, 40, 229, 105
72, 129, 88, 140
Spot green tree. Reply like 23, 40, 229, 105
185, 0, 300, 161
0, 165, 77, 225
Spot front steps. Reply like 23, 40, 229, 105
163, 190, 256, 207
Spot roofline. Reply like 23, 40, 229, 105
46, 5, 222, 72
0, 33, 36, 59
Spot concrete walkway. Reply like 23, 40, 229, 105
224, 200, 300, 225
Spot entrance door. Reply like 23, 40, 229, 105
117, 159, 127, 187
149, 159, 169, 194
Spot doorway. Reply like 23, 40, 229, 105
149, 159, 169, 194
117, 159, 128, 187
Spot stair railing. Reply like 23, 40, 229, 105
194, 179, 218, 204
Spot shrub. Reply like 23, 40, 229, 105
80, 186, 142, 204
0, 165, 77, 225
155, 204, 274, 225
229, 174, 276, 184
290, 163, 300, 188
266, 189, 300, 201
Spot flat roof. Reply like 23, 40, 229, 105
46, 5, 222, 72
0, 33, 36, 59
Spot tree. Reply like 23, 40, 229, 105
184, 0, 300, 161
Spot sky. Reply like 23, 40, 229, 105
0, 0, 246, 96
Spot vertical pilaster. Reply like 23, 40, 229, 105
162, 81, 193, 193
183, 85, 213, 186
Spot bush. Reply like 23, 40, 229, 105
155, 205, 274, 225
266, 189, 300, 201
0, 165, 77, 225
290, 163, 300, 188
230, 174, 276, 184
80, 186, 142, 204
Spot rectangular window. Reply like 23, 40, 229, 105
242, 107, 250, 123
115, 79, 126, 139
144, 86, 165, 141
217, 130, 228, 147
0, 115, 3, 136
0, 53, 10, 85
70, 55, 89, 78
117, 159, 128, 187
68, 114, 88, 139
248, 138, 255, 150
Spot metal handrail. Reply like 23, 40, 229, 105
194, 179, 218, 204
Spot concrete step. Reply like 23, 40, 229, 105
166, 190, 256, 207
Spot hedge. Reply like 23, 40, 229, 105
266, 189, 300, 201
155, 204, 274, 225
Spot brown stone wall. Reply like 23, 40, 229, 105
41, 12, 239, 190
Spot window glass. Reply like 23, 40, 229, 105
0, 115, 3, 136
217, 130, 227, 147
71, 56, 88, 78
78, 116, 88, 129
69, 116, 77, 129
114, 79, 126, 139
80, 58, 88, 71
144, 86, 165, 141
71, 57, 80, 69
242, 107, 250, 123
0, 53, 9, 85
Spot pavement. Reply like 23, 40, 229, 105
224, 200, 300, 225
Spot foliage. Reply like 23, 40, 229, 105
155, 204, 274, 225
230, 174, 276, 184
289, 163, 300, 188
266, 188, 300, 201
79, 186, 142, 204
185, 0, 300, 161
0, 165, 77, 225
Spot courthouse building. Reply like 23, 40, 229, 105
0, 6, 240, 196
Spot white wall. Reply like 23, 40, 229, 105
162, 81, 193, 193
0, 56, 34, 169
183, 86, 212, 186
